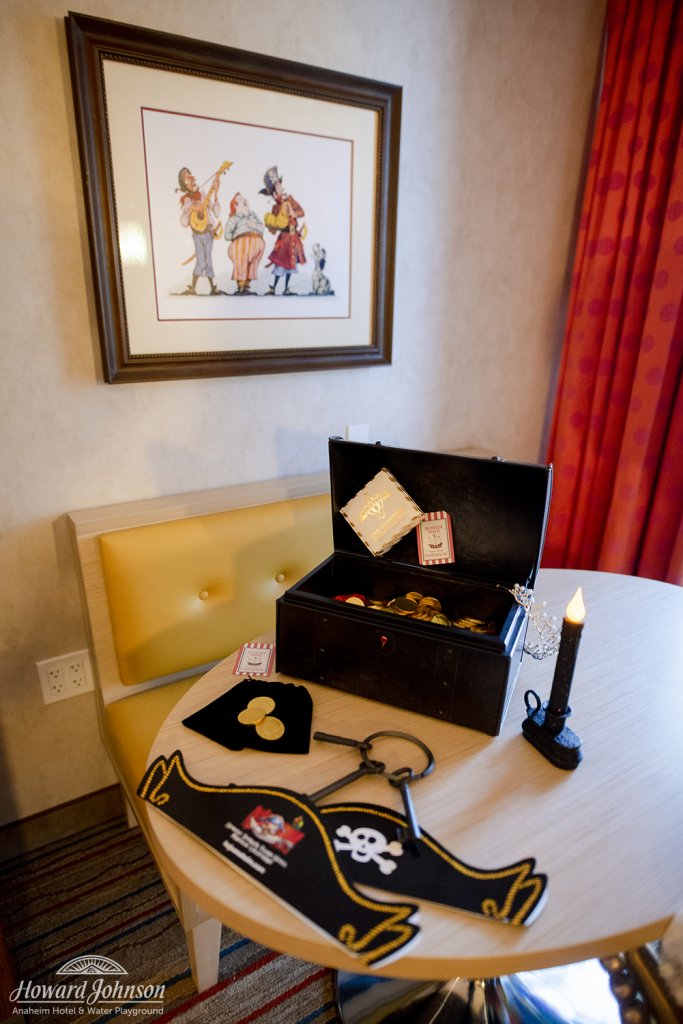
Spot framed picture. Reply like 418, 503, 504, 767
65, 12, 401, 382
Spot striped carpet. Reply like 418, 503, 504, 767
0, 808, 340, 1023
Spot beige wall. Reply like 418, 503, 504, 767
0, 0, 605, 825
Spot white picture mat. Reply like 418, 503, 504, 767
104, 59, 379, 354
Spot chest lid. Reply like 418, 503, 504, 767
329, 439, 552, 588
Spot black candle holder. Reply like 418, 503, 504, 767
522, 689, 583, 770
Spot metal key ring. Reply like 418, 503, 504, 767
360, 730, 435, 781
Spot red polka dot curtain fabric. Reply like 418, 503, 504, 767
544, 0, 683, 585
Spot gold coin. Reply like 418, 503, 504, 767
431, 612, 451, 626
255, 715, 285, 741
394, 596, 418, 614
405, 591, 423, 602
238, 706, 267, 725
248, 696, 276, 714
419, 597, 441, 611
452, 617, 496, 634
345, 596, 365, 606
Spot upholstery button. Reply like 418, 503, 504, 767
199, 590, 210, 601
275, 572, 286, 583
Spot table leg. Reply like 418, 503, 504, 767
335, 954, 659, 1023
185, 916, 222, 993
178, 892, 222, 992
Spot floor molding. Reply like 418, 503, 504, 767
0, 785, 124, 861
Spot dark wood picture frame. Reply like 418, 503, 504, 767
65, 12, 401, 383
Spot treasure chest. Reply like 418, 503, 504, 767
276, 439, 552, 736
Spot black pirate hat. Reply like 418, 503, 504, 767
259, 165, 282, 196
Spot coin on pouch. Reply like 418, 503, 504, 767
256, 715, 285, 741
238, 706, 267, 725
249, 696, 276, 714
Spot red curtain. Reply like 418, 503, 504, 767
544, 0, 683, 585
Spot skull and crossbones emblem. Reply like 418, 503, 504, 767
333, 825, 404, 875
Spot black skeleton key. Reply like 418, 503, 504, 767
312, 728, 434, 843
308, 757, 386, 803
313, 731, 370, 750
388, 767, 422, 843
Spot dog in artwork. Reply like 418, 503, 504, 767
311, 243, 333, 295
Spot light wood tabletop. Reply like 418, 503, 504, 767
144, 568, 683, 981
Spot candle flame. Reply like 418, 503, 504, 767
565, 587, 585, 624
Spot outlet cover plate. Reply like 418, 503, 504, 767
37, 650, 94, 704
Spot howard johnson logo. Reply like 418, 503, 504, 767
10, 955, 165, 1016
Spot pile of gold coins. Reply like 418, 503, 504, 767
237, 696, 285, 741
334, 591, 496, 634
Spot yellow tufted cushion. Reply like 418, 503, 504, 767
103, 677, 201, 795
98, 493, 331, 686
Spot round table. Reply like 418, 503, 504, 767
144, 568, 683, 1019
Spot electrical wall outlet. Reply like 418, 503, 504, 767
37, 650, 94, 704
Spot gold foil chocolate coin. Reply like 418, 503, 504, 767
452, 616, 496, 634
431, 612, 451, 626
248, 696, 276, 714
394, 596, 418, 614
419, 596, 441, 611
256, 716, 285, 741
237, 706, 267, 725
237, 695, 277, 725
405, 591, 423, 602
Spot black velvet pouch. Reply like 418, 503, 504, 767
182, 677, 313, 754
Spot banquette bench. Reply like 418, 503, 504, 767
68, 472, 331, 989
